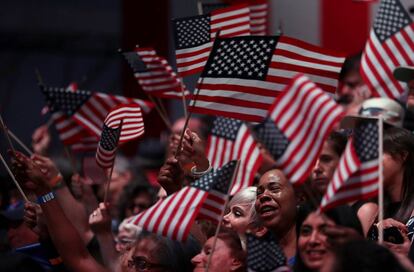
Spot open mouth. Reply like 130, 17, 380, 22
305, 249, 326, 260
259, 205, 278, 217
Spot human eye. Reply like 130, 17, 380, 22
256, 187, 264, 196
233, 207, 244, 217
300, 225, 312, 236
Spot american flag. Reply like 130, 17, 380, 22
104, 104, 144, 143
360, 0, 414, 100
247, 232, 290, 272
95, 124, 121, 169
254, 74, 344, 184
173, 4, 251, 76
249, 0, 268, 35
189, 35, 345, 122
320, 120, 379, 212
122, 47, 190, 99
41, 86, 153, 138
41, 82, 78, 116
198, 160, 238, 223
130, 166, 220, 242
71, 135, 98, 154
202, 0, 268, 35
206, 117, 262, 195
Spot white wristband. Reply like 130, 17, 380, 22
191, 163, 212, 178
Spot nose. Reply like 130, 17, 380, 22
258, 190, 272, 204
313, 159, 323, 175
308, 230, 322, 246
191, 252, 204, 266
222, 213, 230, 226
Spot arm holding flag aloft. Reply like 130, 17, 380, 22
12, 152, 109, 272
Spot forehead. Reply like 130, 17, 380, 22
303, 212, 335, 226
258, 170, 287, 186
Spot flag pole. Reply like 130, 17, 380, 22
155, 97, 171, 126
0, 113, 17, 157
175, 30, 220, 158
103, 120, 123, 204
197, 0, 203, 15
0, 152, 29, 202
378, 116, 384, 244
180, 81, 188, 120
64, 146, 78, 175
6, 129, 33, 156
206, 160, 241, 272
174, 85, 202, 158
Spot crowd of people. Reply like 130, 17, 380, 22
0, 54, 414, 272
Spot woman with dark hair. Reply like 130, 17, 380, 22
311, 131, 347, 197
191, 229, 246, 272
294, 205, 364, 272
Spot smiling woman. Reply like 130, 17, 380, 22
255, 169, 298, 263
294, 205, 363, 272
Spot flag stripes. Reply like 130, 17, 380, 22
361, 0, 414, 100
104, 104, 145, 143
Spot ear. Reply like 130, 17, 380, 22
250, 225, 268, 238
230, 257, 243, 271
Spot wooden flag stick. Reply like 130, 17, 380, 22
174, 86, 202, 158
156, 97, 170, 124
0, 114, 17, 157
103, 160, 116, 204
378, 116, 384, 244
0, 152, 29, 202
197, 0, 203, 15
64, 146, 78, 175
6, 129, 33, 156
180, 82, 188, 120
147, 95, 172, 131
206, 160, 241, 272
35, 68, 44, 87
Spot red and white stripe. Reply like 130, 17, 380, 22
207, 124, 262, 195
190, 36, 344, 122
249, 0, 268, 35
131, 186, 208, 242
71, 135, 98, 153
72, 93, 152, 138
134, 48, 190, 99
270, 74, 344, 184
361, 23, 414, 100
176, 4, 250, 76
271, 36, 345, 94
198, 189, 227, 224
104, 104, 145, 143
320, 139, 379, 211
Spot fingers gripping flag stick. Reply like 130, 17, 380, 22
254, 74, 344, 184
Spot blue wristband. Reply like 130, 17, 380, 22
37, 191, 56, 204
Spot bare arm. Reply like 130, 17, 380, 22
89, 203, 119, 271
15, 152, 108, 272
32, 155, 94, 245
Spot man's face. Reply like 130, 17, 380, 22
406, 80, 414, 110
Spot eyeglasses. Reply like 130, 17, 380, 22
127, 256, 168, 271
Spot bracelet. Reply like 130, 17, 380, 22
37, 191, 56, 204
49, 174, 63, 189
191, 163, 212, 178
